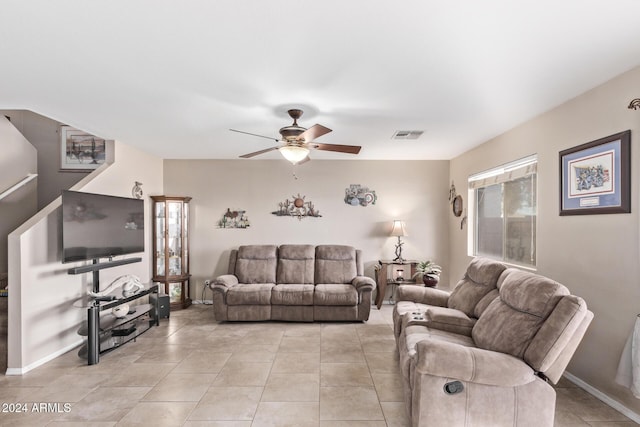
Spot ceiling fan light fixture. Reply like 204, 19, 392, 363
279, 145, 309, 164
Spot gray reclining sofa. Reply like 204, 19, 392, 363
210, 244, 375, 322
393, 257, 593, 426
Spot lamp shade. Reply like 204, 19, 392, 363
279, 145, 309, 164
390, 220, 407, 237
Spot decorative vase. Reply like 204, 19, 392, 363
422, 275, 439, 288
112, 304, 130, 318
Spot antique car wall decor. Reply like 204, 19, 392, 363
344, 184, 377, 207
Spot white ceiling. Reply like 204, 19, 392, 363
2, 1, 640, 161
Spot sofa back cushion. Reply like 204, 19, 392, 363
315, 245, 357, 284
447, 257, 507, 317
472, 269, 569, 360
235, 245, 278, 284
524, 294, 589, 376
277, 244, 315, 284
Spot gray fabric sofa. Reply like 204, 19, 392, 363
393, 257, 593, 427
210, 244, 375, 322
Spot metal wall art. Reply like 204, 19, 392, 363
131, 181, 143, 199
218, 208, 251, 228
344, 184, 377, 207
272, 194, 321, 220
449, 182, 467, 229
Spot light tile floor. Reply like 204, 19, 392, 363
0, 299, 637, 426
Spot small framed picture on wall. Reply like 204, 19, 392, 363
60, 126, 106, 172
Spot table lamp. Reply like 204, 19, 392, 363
390, 220, 407, 262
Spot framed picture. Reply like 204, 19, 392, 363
559, 130, 630, 215
60, 126, 106, 171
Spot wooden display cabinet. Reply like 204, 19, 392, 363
151, 196, 192, 310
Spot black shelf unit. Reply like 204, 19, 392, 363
77, 286, 159, 363
69, 257, 159, 365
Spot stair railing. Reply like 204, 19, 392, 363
0, 173, 38, 202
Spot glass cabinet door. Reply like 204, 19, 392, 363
155, 201, 166, 277
183, 203, 189, 276
167, 201, 182, 276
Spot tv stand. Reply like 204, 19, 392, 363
78, 283, 159, 365
69, 257, 158, 365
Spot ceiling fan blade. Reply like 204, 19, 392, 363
239, 146, 280, 158
296, 124, 332, 142
230, 128, 279, 142
297, 155, 311, 165
311, 143, 361, 154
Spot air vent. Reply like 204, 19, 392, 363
392, 130, 424, 140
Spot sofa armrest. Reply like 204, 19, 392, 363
211, 274, 239, 291
352, 276, 375, 292
413, 338, 535, 387
396, 285, 450, 307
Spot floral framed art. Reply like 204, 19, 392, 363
559, 130, 630, 215
60, 126, 106, 171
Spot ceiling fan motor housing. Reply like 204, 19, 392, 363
279, 109, 306, 141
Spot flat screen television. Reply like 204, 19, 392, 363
61, 190, 144, 263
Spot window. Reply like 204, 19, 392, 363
468, 156, 537, 267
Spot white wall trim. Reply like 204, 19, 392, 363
564, 372, 640, 423
0, 173, 37, 201
4, 339, 83, 376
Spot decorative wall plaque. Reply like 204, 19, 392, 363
218, 208, 250, 228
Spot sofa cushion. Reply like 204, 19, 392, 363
447, 257, 506, 317
473, 288, 499, 318
315, 245, 357, 284
235, 245, 277, 284
399, 322, 475, 380
524, 294, 588, 374
472, 269, 569, 358
226, 283, 274, 305
314, 284, 358, 306
277, 244, 315, 284
272, 284, 315, 305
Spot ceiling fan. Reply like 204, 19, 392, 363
230, 109, 361, 164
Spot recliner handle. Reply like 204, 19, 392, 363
443, 381, 464, 395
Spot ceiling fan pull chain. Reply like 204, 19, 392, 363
292, 164, 299, 180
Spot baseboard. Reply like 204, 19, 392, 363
563, 372, 640, 423
4, 339, 83, 376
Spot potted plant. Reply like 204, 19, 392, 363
412, 261, 442, 287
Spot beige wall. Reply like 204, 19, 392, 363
7, 140, 163, 373
449, 65, 640, 411
1, 110, 90, 210
163, 159, 451, 301
0, 116, 37, 274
